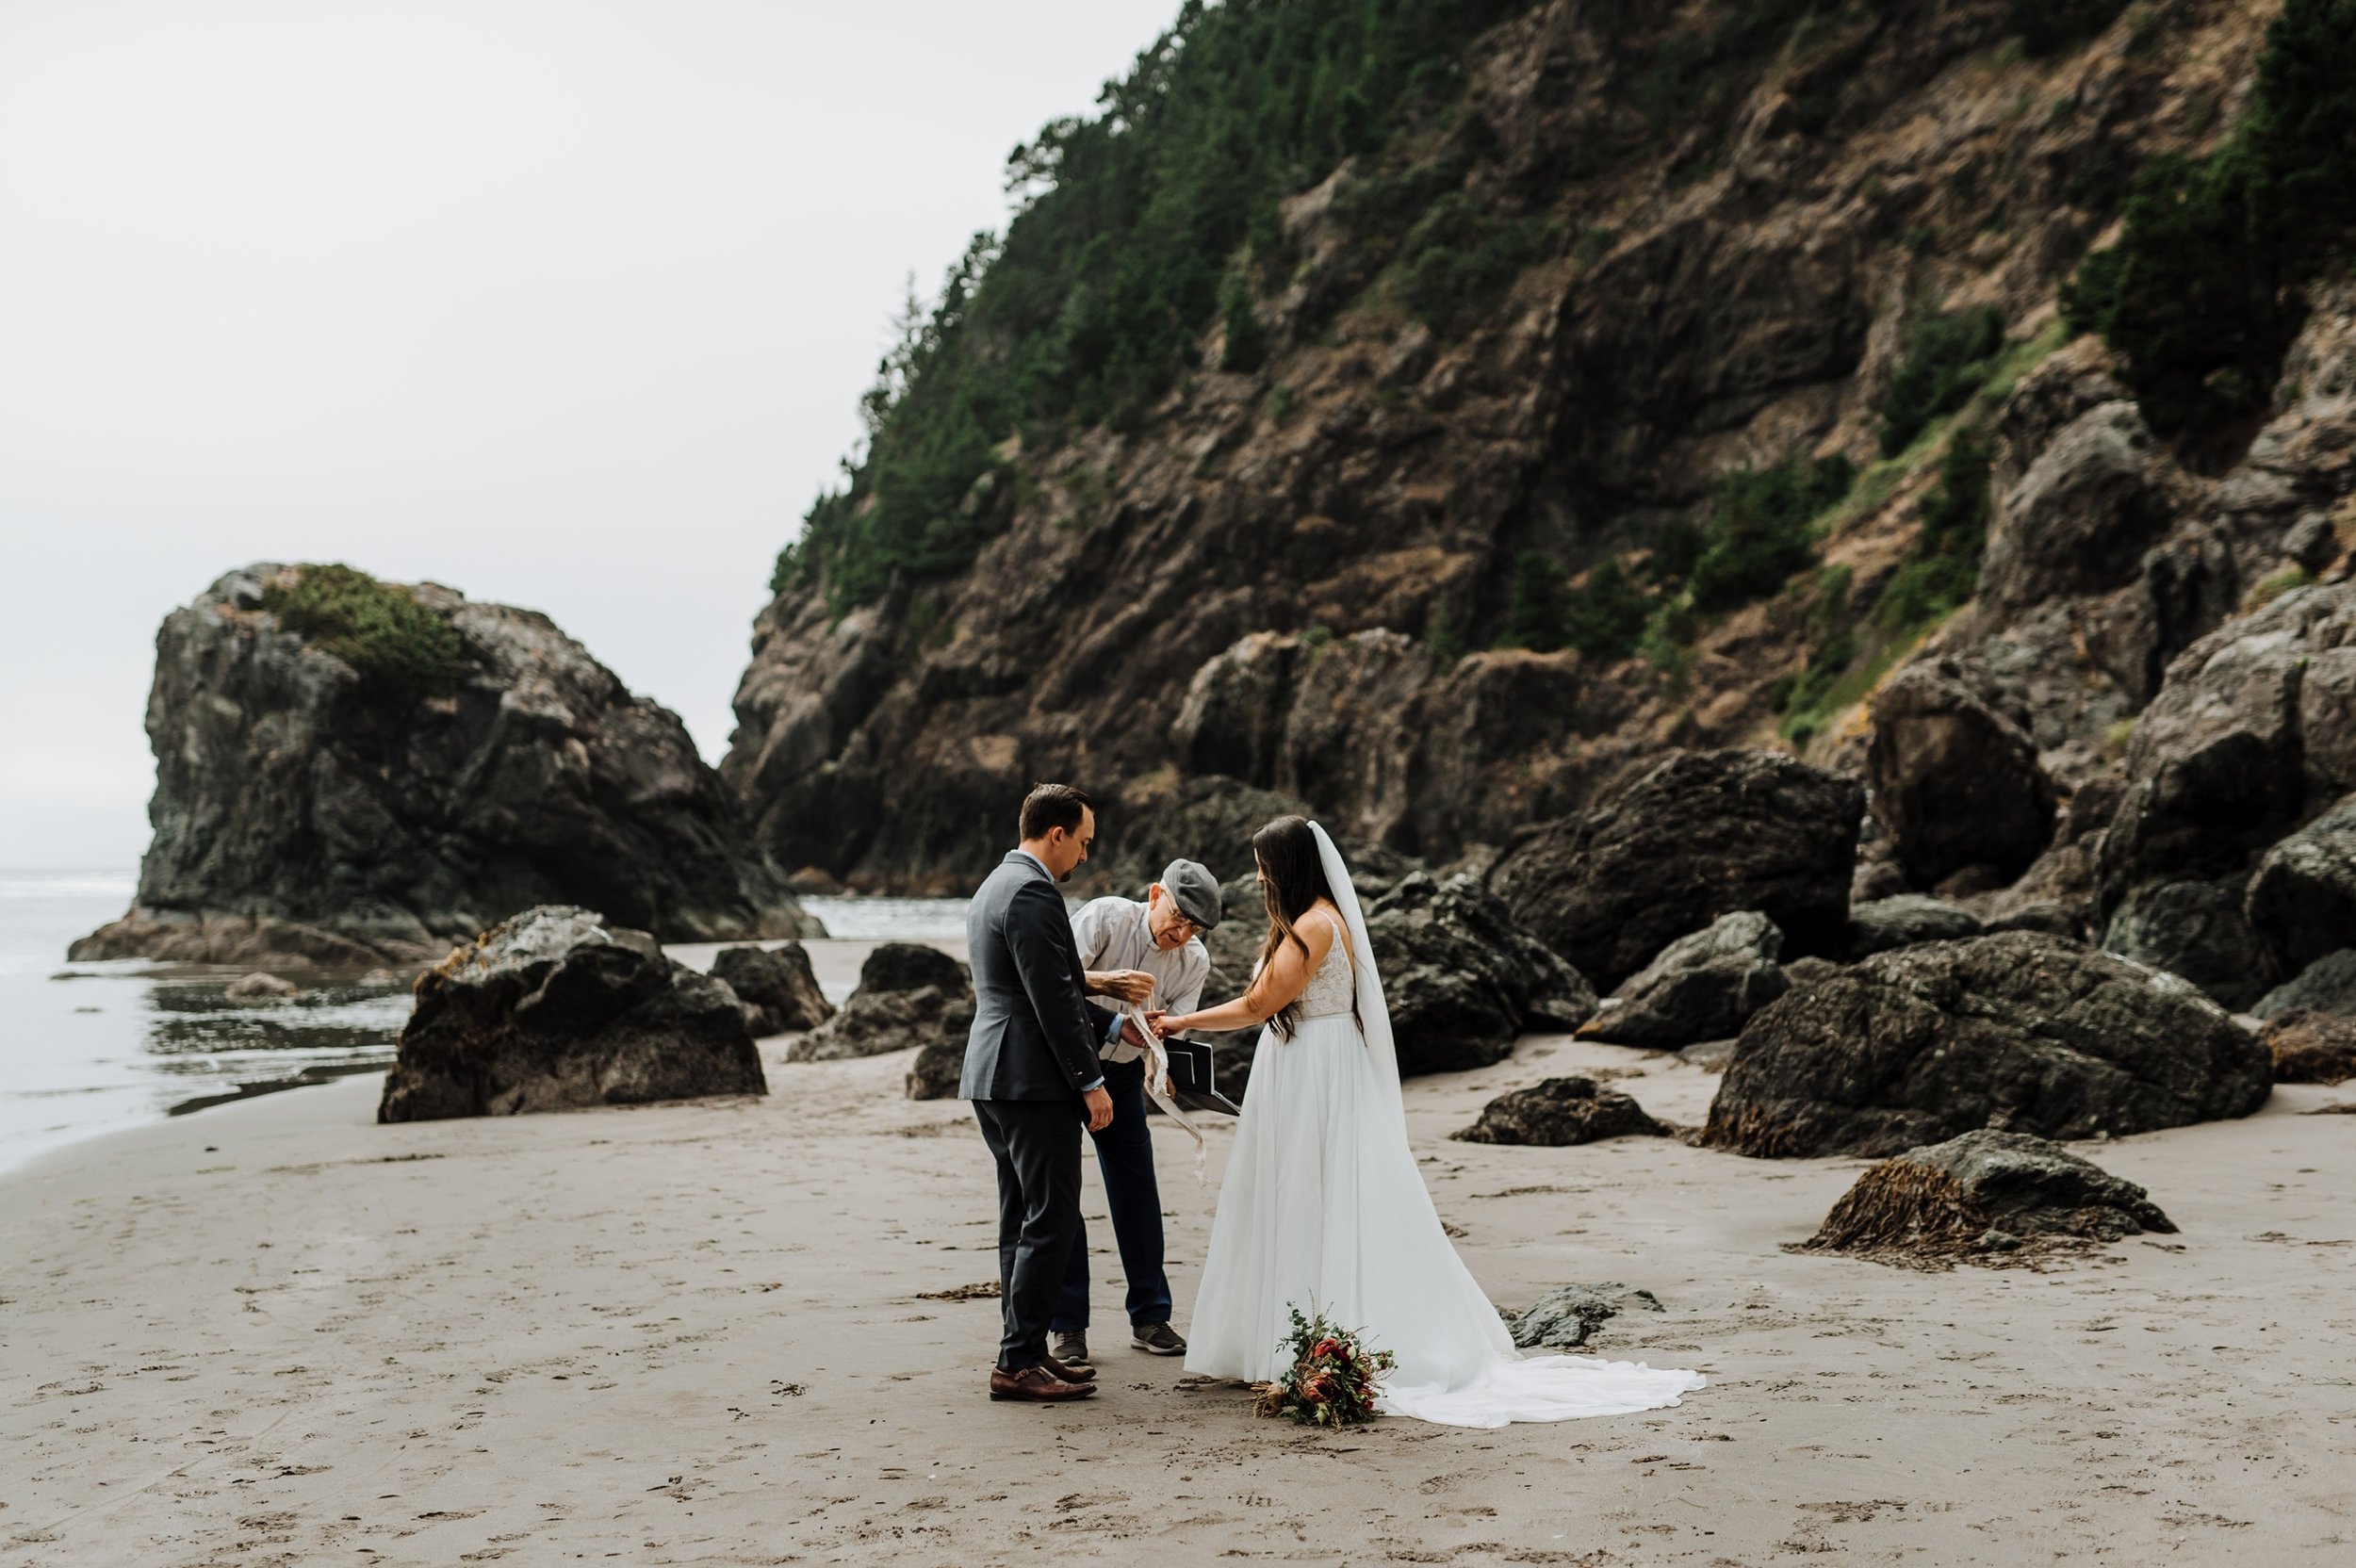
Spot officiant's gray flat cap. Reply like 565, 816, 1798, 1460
1161, 858, 1222, 931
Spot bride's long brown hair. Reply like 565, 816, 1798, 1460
1252, 815, 1360, 1041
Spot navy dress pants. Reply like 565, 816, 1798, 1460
1051, 1055, 1173, 1332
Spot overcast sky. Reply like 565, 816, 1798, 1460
0, 0, 1177, 869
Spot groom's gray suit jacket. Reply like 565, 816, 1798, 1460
958, 851, 1104, 1102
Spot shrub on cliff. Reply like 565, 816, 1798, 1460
2063, 0, 2356, 440
776, 0, 1545, 612
1876, 306, 2004, 456
261, 564, 466, 701
1877, 428, 1991, 630
1394, 193, 1556, 331
1689, 455, 1854, 614
2008, 0, 2134, 57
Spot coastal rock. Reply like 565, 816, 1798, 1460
74, 564, 816, 969
1704, 931, 2270, 1158
1800, 1129, 2175, 1268
223, 972, 300, 1003
2101, 877, 2280, 1012
1489, 750, 1863, 990
1198, 867, 1591, 1080
1104, 774, 1314, 886
2244, 798, 2356, 976
907, 1037, 967, 1101
378, 905, 762, 1122
710, 943, 834, 1036
1451, 1076, 1665, 1146
1980, 899, 2086, 939
2253, 949, 2356, 1020
2264, 1010, 2356, 1085
716, 5, 2312, 906
1508, 1283, 1664, 1350
1677, 1038, 1740, 1072
1365, 872, 1598, 1075
1781, 956, 1846, 988
1866, 662, 2057, 887
789, 942, 973, 1064
67, 909, 417, 972
1843, 895, 1985, 959
1981, 401, 2175, 615
2095, 582, 2355, 933
1579, 911, 1788, 1048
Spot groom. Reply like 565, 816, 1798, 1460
960, 782, 1115, 1402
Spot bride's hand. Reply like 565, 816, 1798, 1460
1150, 1010, 1184, 1038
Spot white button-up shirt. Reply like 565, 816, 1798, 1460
1070, 896, 1210, 1065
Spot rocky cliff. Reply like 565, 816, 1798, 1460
76, 564, 816, 968
723, 0, 2331, 897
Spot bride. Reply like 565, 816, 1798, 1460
1151, 816, 1705, 1428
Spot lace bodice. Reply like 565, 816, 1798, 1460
1297, 923, 1357, 1020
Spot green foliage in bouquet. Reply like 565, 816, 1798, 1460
1253, 1305, 1396, 1428
261, 564, 466, 703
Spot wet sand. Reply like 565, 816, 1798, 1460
3, 938, 2352, 1564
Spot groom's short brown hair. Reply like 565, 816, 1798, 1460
1019, 782, 1093, 841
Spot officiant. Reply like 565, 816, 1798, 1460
1053, 858, 1222, 1368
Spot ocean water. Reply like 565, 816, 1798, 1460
0, 878, 967, 1175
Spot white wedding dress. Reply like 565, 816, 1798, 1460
1183, 824, 1706, 1428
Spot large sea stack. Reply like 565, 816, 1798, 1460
74, 564, 817, 969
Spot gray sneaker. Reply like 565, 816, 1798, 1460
1051, 1331, 1090, 1369
1132, 1321, 1186, 1356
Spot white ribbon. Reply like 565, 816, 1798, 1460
1120, 1000, 1209, 1185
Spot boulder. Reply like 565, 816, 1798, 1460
1704, 931, 2271, 1158
1196, 870, 1268, 1006
2263, 1010, 2356, 1085
1981, 400, 2176, 615
2094, 582, 2356, 933
1451, 1076, 1666, 1146
223, 972, 300, 1003
67, 909, 417, 972
2100, 877, 2281, 1012
710, 943, 834, 1036
789, 941, 973, 1063
1980, 900, 2086, 939
1579, 911, 1789, 1048
378, 905, 762, 1122
1104, 774, 1314, 887
1365, 872, 1597, 1074
907, 1037, 967, 1101
852, 940, 966, 996
74, 565, 817, 968
1866, 662, 2057, 888
2245, 798, 2356, 976
1508, 1283, 1664, 1350
1781, 956, 1846, 988
1844, 895, 1985, 959
1490, 749, 1864, 989
2254, 948, 2356, 1020
1799, 1130, 2175, 1268
1677, 1038, 1740, 1071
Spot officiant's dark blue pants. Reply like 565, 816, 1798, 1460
1052, 1055, 1173, 1331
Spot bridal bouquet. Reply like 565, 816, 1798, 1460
1252, 1305, 1394, 1428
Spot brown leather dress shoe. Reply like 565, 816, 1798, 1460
1042, 1353, 1097, 1384
990, 1364, 1096, 1402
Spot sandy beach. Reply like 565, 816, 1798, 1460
4, 939, 2353, 1566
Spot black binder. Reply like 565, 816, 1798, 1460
1153, 1037, 1239, 1117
